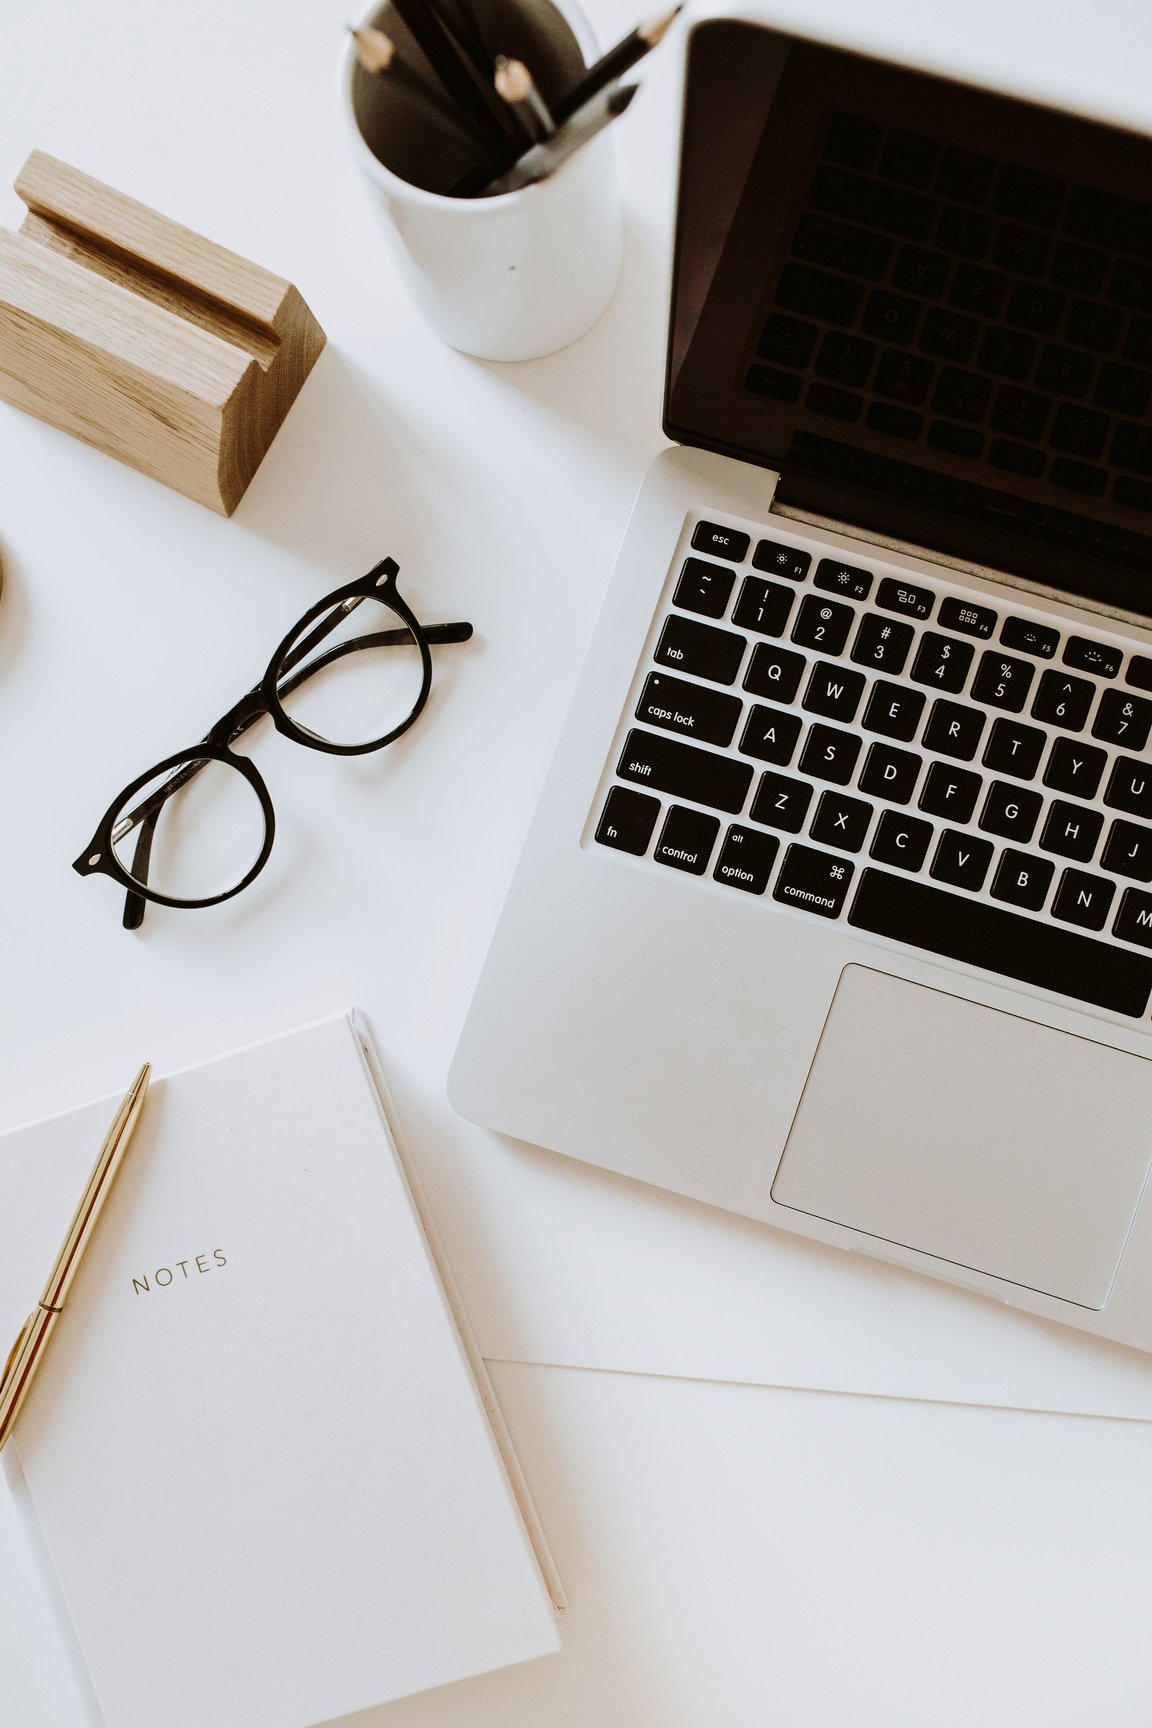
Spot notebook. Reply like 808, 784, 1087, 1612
449, 7, 1152, 1350
0, 1013, 561, 1728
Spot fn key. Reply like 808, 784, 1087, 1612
596, 786, 659, 855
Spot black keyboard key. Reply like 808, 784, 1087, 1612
731, 576, 795, 637
1117, 413, 1152, 471
714, 825, 779, 894
919, 760, 982, 822
815, 332, 877, 388
636, 672, 743, 748
938, 596, 996, 638
867, 402, 923, 440
806, 383, 863, 421
1106, 756, 1152, 818
1062, 635, 1122, 678
862, 291, 920, 344
910, 632, 975, 693
1092, 688, 1152, 749
858, 741, 921, 804
810, 790, 873, 853
993, 166, 1065, 226
809, 165, 935, 241
876, 577, 935, 620
989, 439, 1045, 477
869, 809, 933, 870
750, 771, 812, 834
874, 350, 933, 405
1040, 800, 1104, 862
927, 421, 984, 459
776, 263, 862, 326
802, 661, 866, 723
1065, 186, 1152, 259
991, 849, 1054, 911
935, 148, 994, 207
990, 386, 1051, 442
851, 612, 914, 674
1052, 868, 1114, 931
1052, 458, 1107, 497
992, 225, 1049, 276
794, 215, 891, 280
848, 870, 1152, 1015
971, 650, 1035, 712
654, 804, 720, 875
758, 314, 818, 370
936, 206, 992, 258
753, 540, 811, 581
799, 724, 862, 785
655, 615, 746, 685
773, 844, 855, 917
950, 263, 1007, 318
1051, 403, 1108, 460
1005, 281, 1065, 335
673, 557, 737, 619
1065, 300, 1121, 354
892, 245, 949, 297
1115, 476, 1152, 513
922, 699, 986, 760
1103, 819, 1152, 883
1094, 363, 1151, 417
1127, 655, 1152, 692
983, 717, 1047, 778
690, 522, 750, 563
880, 130, 937, 189
1109, 258, 1152, 312
739, 703, 804, 766
932, 367, 991, 420
1043, 735, 1106, 799
746, 365, 802, 402
999, 616, 1059, 658
931, 829, 994, 892
1124, 318, 1152, 367
1035, 344, 1094, 399
813, 557, 873, 600
1115, 887, 1152, 948
1030, 669, 1094, 729
980, 779, 1043, 842
791, 593, 854, 654
743, 643, 807, 703
823, 113, 881, 172
919, 310, 978, 363
979, 326, 1036, 380
617, 729, 753, 814
1049, 241, 1107, 295
596, 786, 659, 856
863, 680, 926, 741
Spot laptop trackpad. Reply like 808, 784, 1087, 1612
771, 965, 1152, 1310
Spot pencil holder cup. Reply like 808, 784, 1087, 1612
340, 0, 624, 361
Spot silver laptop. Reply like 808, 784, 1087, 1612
450, 5, 1152, 1350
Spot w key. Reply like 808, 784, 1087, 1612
802, 661, 866, 722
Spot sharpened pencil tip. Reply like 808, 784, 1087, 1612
494, 57, 534, 103
350, 24, 395, 75
642, 4, 683, 47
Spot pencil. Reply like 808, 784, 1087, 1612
384, 0, 514, 139
351, 27, 500, 168
553, 4, 681, 123
479, 81, 638, 197
494, 56, 556, 142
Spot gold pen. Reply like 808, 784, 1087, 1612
0, 1063, 150, 1451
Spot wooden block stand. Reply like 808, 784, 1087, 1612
0, 152, 326, 514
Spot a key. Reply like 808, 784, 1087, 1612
739, 704, 804, 766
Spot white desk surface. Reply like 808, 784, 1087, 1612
3, 1, 1152, 1723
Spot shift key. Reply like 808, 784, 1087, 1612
617, 728, 753, 813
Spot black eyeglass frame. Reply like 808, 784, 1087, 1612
73, 558, 472, 928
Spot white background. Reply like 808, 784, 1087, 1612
3, 0, 1152, 1723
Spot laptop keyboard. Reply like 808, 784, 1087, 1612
591, 517, 1152, 1020
748, 111, 1152, 521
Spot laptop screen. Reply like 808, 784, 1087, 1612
665, 20, 1152, 617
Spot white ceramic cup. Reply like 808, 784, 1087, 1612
340, 1, 624, 361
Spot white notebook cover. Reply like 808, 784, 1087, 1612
0, 1013, 561, 1728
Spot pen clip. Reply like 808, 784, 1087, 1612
1, 1315, 32, 1399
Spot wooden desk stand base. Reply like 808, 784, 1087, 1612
0, 152, 326, 514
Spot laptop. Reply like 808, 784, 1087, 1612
449, 3, 1152, 1350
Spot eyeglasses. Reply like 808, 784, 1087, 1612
74, 558, 473, 929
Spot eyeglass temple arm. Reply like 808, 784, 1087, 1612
117, 620, 472, 928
